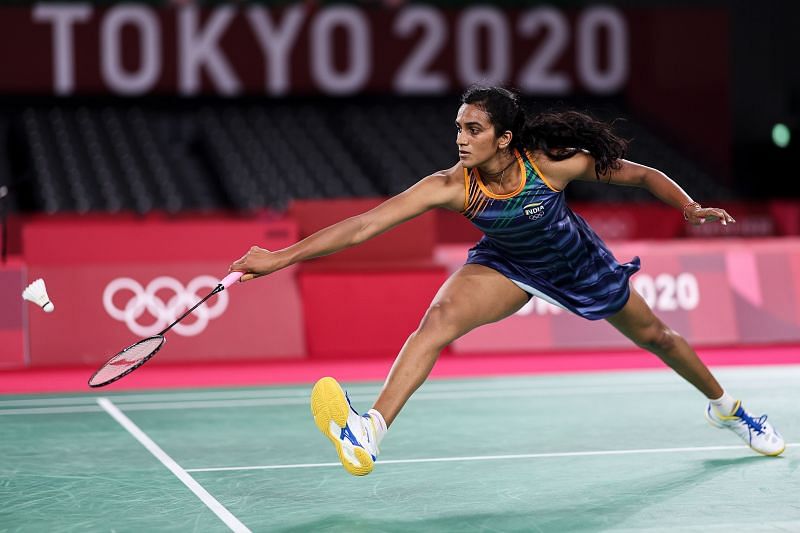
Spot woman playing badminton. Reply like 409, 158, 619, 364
230, 86, 784, 476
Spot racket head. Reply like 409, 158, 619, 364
88, 335, 166, 388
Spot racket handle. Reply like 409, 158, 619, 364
220, 271, 244, 289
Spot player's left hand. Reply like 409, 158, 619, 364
684, 204, 736, 226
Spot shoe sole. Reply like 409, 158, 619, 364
310, 377, 374, 476
705, 407, 785, 457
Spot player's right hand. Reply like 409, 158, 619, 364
229, 246, 288, 282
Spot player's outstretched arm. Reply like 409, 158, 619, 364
229, 166, 465, 282
543, 152, 736, 226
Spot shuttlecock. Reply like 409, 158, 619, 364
22, 278, 54, 313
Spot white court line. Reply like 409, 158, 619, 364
5, 365, 800, 408
2, 380, 798, 415
0, 381, 655, 407
186, 443, 798, 473
0, 386, 687, 415
0, 405, 105, 415
3, 368, 800, 408
0, 389, 311, 407
97, 398, 251, 533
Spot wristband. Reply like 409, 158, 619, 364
682, 201, 700, 221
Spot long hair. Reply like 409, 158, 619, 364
461, 86, 628, 177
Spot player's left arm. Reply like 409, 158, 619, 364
543, 152, 736, 226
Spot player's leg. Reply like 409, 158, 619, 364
372, 264, 530, 425
606, 288, 722, 398
606, 287, 784, 456
311, 264, 530, 475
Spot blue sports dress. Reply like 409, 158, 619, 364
463, 149, 640, 320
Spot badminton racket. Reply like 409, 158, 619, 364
88, 271, 243, 388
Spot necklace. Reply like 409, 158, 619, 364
481, 156, 517, 192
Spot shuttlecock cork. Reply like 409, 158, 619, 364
22, 278, 54, 313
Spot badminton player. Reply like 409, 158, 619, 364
230, 86, 784, 476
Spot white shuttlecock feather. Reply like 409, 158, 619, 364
22, 278, 54, 313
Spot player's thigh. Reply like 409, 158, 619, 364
605, 286, 665, 344
420, 264, 530, 339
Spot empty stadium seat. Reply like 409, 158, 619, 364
7, 98, 733, 214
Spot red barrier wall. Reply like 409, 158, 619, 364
8, 208, 800, 367
291, 198, 446, 357
435, 238, 800, 353
0, 258, 26, 368
299, 268, 447, 358
21, 215, 306, 367
289, 198, 437, 267
21, 212, 289, 264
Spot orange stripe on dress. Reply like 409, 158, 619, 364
475, 196, 491, 218
462, 168, 471, 212
468, 194, 490, 220
464, 176, 483, 218
468, 188, 488, 219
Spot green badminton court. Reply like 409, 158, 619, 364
2, 365, 799, 532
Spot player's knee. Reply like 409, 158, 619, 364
636, 324, 677, 353
415, 301, 461, 345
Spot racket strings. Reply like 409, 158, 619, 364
88, 274, 235, 388
89, 336, 164, 387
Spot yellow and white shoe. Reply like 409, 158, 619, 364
705, 400, 785, 456
311, 377, 380, 476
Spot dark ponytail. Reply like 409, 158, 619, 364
461, 86, 628, 177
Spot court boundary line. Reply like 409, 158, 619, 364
185, 443, 798, 473
2, 382, 674, 407
5, 367, 800, 408
97, 398, 251, 533
4, 379, 799, 415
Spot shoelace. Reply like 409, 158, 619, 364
737, 411, 768, 436
345, 391, 359, 415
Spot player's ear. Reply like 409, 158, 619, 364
498, 130, 513, 150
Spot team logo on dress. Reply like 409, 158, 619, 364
102, 276, 229, 337
523, 202, 545, 220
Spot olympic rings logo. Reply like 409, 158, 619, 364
103, 276, 229, 337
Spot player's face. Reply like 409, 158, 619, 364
455, 104, 504, 169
